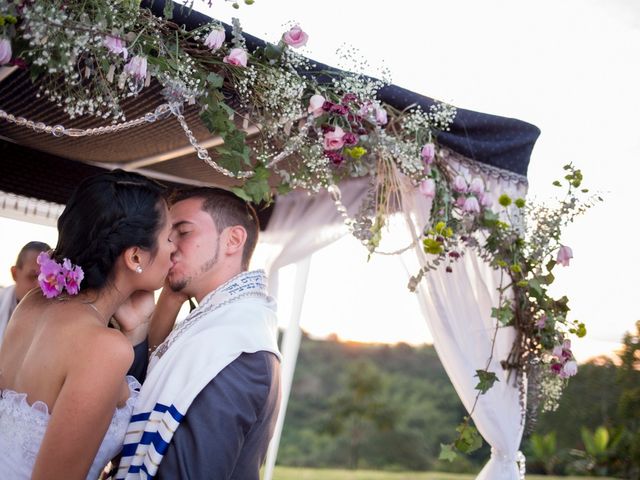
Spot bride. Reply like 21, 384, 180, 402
0, 170, 175, 479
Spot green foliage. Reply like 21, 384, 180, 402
473, 370, 498, 394
278, 336, 471, 471
531, 322, 640, 478
528, 432, 558, 475
232, 165, 271, 204
272, 466, 617, 479
453, 421, 482, 454
438, 444, 457, 462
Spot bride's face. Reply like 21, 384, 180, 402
138, 204, 176, 290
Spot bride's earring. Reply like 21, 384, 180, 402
135, 265, 143, 274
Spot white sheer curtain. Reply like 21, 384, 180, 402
259, 179, 370, 480
259, 155, 529, 480
402, 153, 528, 479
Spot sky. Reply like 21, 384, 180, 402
1, 0, 638, 362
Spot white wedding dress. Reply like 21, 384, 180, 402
0, 376, 140, 479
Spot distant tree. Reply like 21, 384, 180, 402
326, 360, 396, 469
614, 320, 640, 479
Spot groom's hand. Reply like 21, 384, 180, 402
147, 281, 190, 355
113, 290, 156, 345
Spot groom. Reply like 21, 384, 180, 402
117, 187, 282, 479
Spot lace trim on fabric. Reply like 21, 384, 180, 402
441, 147, 529, 186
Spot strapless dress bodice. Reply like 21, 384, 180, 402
0, 376, 140, 479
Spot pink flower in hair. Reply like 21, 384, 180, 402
37, 252, 64, 298
62, 258, 85, 295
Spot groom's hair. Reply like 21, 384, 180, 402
170, 187, 259, 270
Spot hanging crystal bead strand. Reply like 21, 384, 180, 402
0, 104, 172, 137
327, 184, 355, 230
169, 102, 255, 180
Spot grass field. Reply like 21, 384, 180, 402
271, 466, 618, 480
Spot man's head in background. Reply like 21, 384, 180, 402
11, 241, 51, 301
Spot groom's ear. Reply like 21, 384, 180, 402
224, 225, 247, 257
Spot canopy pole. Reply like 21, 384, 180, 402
263, 256, 312, 480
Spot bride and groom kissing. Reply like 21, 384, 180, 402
0, 170, 282, 479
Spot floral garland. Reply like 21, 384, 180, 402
0, 0, 600, 461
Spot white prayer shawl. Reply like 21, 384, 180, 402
0, 285, 17, 346
116, 270, 281, 479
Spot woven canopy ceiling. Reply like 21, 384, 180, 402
0, 0, 540, 209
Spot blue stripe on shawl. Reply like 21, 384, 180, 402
119, 403, 186, 475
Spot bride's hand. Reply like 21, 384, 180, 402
113, 290, 156, 344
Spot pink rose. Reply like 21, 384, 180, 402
462, 196, 481, 214
308, 94, 326, 117
223, 48, 248, 67
421, 143, 435, 165
282, 25, 308, 48
452, 175, 467, 193
556, 245, 573, 267
323, 126, 345, 151
103, 35, 128, 59
419, 178, 436, 198
204, 28, 226, 51
469, 177, 485, 196
0, 37, 12, 65
124, 55, 147, 80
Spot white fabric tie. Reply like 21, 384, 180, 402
490, 448, 526, 479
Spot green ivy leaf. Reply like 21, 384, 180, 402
528, 278, 543, 297
454, 422, 483, 453
491, 305, 513, 326
474, 369, 499, 394
232, 165, 271, 204
481, 209, 499, 228
439, 443, 457, 462
264, 42, 283, 61
541, 272, 555, 285
206, 72, 224, 88
200, 101, 234, 134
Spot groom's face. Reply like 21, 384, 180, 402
167, 197, 223, 299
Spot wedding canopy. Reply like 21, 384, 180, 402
0, 2, 542, 479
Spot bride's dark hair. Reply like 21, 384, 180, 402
53, 169, 167, 290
